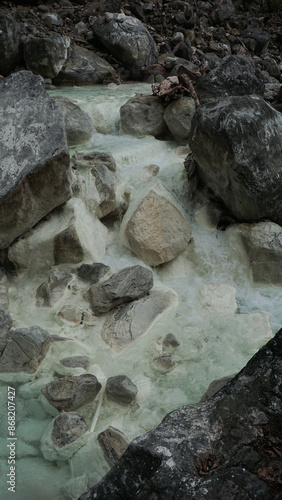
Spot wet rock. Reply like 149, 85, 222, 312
125, 187, 192, 266
0, 14, 22, 76
77, 263, 110, 283
0, 326, 51, 373
120, 95, 166, 138
73, 151, 117, 172
98, 426, 130, 468
8, 198, 107, 271
0, 305, 13, 354
53, 45, 116, 85
51, 412, 88, 447
0, 284, 9, 310
88, 265, 153, 315
200, 284, 237, 314
163, 97, 195, 141
226, 222, 282, 284
91, 165, 118, 218
163, 333, 180, 348
0, 71, 71, 249
79, 329, 282, 500
152, 353, 176, 373
142, 164, 160, 179
60, 356, 90, 370
53, 96, 94, 146
36, 271, 72, 307
42, 374, 102, 411
106, 375, 138, 405
102, 286, 178, 351
189, 95, 282, 225
58, 305, 96, 324
54, 225, 84, 265
92, 14, 158, 79
194, 55, 265, 104
23, 36, 70, 79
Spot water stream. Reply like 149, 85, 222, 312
1, 83, 282, 500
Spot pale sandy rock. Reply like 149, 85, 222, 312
8, 198, 108, 272
102, 285, 178, 351
60, 356, 90, 370
98, 427, 130, 468
200, 284, 237, 315
125, 188, 192, 266
58, 305, 96, 324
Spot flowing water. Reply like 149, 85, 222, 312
1, 83, 282, 500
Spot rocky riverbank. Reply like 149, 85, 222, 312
0, 1, 282, 499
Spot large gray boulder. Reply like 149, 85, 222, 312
79, 328, 282, 499
194, 55, 265, 104
88, 265, 154, 315
0, 14, 22, 76
53, 96, 94, 146
53, 45, 116, 85
189, 95, 282, 225
23, 36, 70, 79
0, 326, 51, 373
120, 96, 167, 138
92, 14, 158, 79
0, 71, 71, 249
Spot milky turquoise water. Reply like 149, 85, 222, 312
1, 83, 281, 500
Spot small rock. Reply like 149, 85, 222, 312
0, 326, 51, 373
0, 304, 13, 353
142, 164, 160, 179
88, 265, 154, 315
60, 356, 90, 369
53, 96, 94, 146
200, 375, 235, 402
152, 353, 176, 373
36, 271, 72, 307
42, 374, 102, 411
54, 225, 84, 265
98, 426, 130, 468
77, 263, 110, 283
106, 375, 138, 405
73, 151, 117, 172
120, 95, 167, 138
163, 333, 180, 347
51, 412, 88, 447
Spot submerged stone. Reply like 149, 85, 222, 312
36, 271, 73, 307
0, 326, 51, 373
51, 412, 88, 447
102, 286, 177, 351
98, 427, 130, 468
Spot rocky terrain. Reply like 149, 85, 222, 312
0, 0, 282, 499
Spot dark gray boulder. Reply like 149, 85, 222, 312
194, 55, 265, 104
88, 265, 154, 315
79, 328, 282, 499
51, 412, 88, 447
106, 375, 138, 405
73, 151, 117, 173
0, 326, 51, 373
53, 96, 94, 146
189, 95, 282, 225
120, 96, 167, 138
42, 374, 102, 411
23, 36, 70, 79
0, 71, 71, 249
53, 45, 116, 85
92, 14, 158, 79
0, 14, 22, 76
